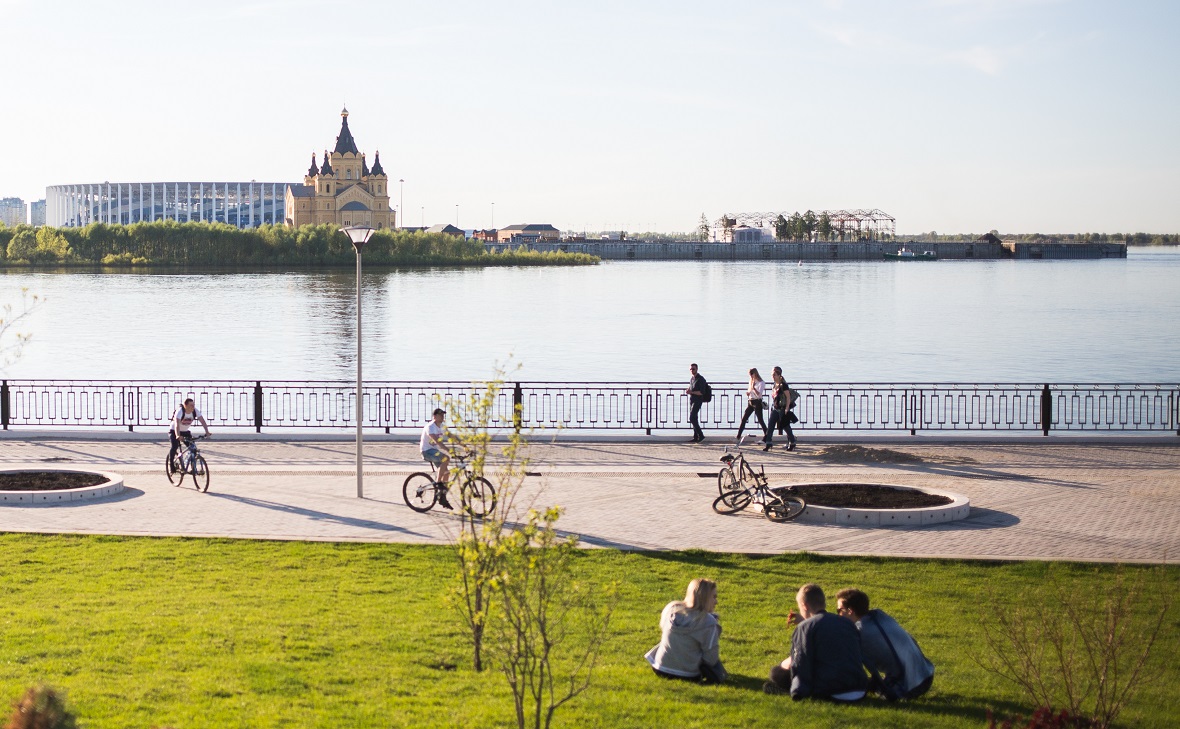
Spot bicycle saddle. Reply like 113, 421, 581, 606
719, 454, 736, 464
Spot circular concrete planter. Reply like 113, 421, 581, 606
0, 468, 125, 504
781, 483, 970, 527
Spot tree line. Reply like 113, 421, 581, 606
0, 221, 598, 268
714, 211, 850, 242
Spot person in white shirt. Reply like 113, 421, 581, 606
736, 367, 768, 443
420, 408, 453, 509
169, 398, 210, 466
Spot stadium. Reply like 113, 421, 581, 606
45, 182, 289, 228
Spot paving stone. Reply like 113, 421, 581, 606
0, 439, 1176, 563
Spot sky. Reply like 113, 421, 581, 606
2, 0, 1178, 234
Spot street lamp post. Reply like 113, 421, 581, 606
399, 179, 404, 230
491, 202, 495, 229
340, 225, 375, 498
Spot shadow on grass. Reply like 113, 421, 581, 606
694, 671, 1031, 725
855, 692, 1030, 724
720, 676, 1031, 724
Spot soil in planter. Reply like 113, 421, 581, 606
778, 483, 951, 509
0, 472, 108, 491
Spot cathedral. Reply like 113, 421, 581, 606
284, 108, 395, 229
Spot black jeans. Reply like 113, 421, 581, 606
737, 400, 767, 439
167, 431, 192, 465
764, 409, 795, 447
689, 401, 704, 440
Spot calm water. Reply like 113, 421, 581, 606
3, 248, 1179, 383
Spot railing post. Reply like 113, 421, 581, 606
513, 382, 523, 433
1, 380, 9, 430
254, 381, 263, 433
1041, 384, 1052, 436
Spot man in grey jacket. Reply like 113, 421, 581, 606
836, 588, 934, 701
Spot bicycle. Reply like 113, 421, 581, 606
166, 434, 211, 492
716, 445, 761, 497
402, 446, 497, 517
712, 447, 805, 522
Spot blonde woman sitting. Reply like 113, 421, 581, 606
644, 578, 728, 684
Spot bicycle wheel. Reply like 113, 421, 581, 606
713, 490, 752, 515
461, 476, 497, 518
166, 453, 181, 485
717, 467, 741, 497
191, 455, 211, 493
764, 494, 806, 523
403, 472, 439, 513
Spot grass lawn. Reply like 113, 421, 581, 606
0, 533, 1176, 728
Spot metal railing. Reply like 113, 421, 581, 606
1, 380, 1177, 435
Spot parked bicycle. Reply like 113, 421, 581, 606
716, 445, 762, 497
403, 445, 497, 517
712, 447, 805, 522
166, 434, 211, 492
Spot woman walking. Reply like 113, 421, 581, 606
735, 367, 768, 444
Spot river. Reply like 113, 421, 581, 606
2, 247, 1178, 383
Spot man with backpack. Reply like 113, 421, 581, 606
763, 367, 798, 451
686, 363, 710, 443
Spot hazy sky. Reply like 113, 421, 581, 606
3, 0, 1178, 233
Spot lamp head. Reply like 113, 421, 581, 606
340, 225, 375, 253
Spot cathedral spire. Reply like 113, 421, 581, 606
320, 149, 334, 176
370, 150, 386, 176
333, 108, 360, 155
361, 153, 370, 177
307, 152, 318, 177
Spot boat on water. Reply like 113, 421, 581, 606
884, 247, 937, 261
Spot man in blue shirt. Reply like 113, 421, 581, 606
764, 584, 868, 701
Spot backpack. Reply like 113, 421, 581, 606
700, 382, 713, 403
773, 386, 789, 410
788, 388, 800, 409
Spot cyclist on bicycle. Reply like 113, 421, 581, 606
420, 408, 454, 509
169, 398, 211, 466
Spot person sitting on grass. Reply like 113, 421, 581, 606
419, 408, 453, 510
835, 588, 934, 701
644, 578, 728, 684
765, 583, 868, 701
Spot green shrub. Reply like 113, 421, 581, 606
5, 229, 36, 262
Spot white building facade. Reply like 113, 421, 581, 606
45, 182, 289, 228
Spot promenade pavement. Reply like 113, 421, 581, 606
1, 434, 1178, 563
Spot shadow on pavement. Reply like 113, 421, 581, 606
207, 492, 434, 539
